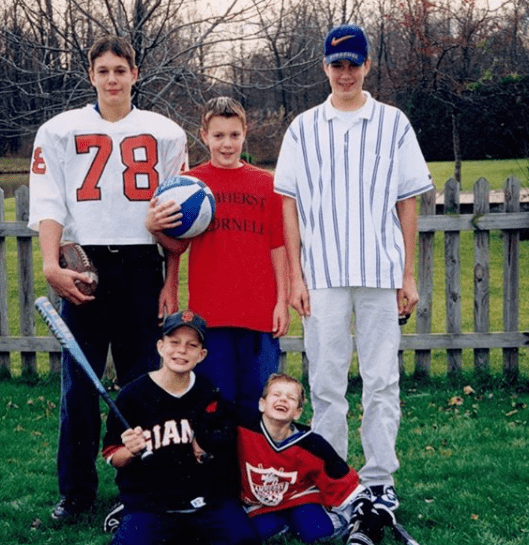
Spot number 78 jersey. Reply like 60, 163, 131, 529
29, 104, 187, 245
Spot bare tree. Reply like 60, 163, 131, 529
226, 1, 366, 122
1, 0, 529, 164
0, 0, 271, 157
363, 0, 529, 170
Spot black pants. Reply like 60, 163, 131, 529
57, 245, 164, 502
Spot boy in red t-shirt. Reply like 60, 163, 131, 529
146, 97, 289, 412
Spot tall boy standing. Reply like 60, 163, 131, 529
29, 35, 187, 519
274, 25, 434, 508
146, 97, 289, 412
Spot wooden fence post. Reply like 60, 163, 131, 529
415, 188, 436, 376
444, 179, 462, 373
0, 189, 11, 374
503, 176, 520, 380
473, 178, 490, 371
16, 186, 36, 374
1, 179, 528, 378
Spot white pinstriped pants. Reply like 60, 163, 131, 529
304, 287, 401, 487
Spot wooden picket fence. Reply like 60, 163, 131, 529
1, 180, 528, 379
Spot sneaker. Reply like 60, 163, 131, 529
103, 502, 125, 533
51, 497, 93, 521
368, 484, 399, 511
346, 497, 386, 545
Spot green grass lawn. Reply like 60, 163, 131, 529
0, 157, 30, 198
1, 374, 528, 545
1, 158, 529, 544
428, 158, 529, 190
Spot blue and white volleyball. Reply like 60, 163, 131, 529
154, 175, 215, 238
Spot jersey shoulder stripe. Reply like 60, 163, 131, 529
238, 417, 350, 480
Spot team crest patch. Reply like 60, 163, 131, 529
246, 463, 297, 506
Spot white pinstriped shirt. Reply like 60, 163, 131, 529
275, 92, 434, 290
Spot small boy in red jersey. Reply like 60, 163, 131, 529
237, 373, 395, 544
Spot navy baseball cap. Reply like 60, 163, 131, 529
324, 24, 369, 66
162, 310, 207, 343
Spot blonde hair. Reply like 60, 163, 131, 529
200, 96, 247, 132
262, 373, 306, 408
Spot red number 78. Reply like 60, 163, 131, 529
75, 133, 159, 201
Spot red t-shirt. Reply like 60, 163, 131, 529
185, 162, 284, 332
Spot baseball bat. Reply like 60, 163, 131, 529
35, 296, 152, 459
393, 522, 420, 545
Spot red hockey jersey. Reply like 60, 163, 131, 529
237, 418, 361, 517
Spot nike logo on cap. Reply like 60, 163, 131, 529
331, 35, 354, 46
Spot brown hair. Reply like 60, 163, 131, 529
88, 35, 136, 70
200, 96, 247, 132
262, 373, 306, 408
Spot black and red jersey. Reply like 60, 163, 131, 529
103, 373, 239, 513
237, 416, 361, 517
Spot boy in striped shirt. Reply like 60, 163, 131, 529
274, 24, 434, 512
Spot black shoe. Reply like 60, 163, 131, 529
103, 502, 125, 533
51, 497, 94, 521
367, 484, 399, 511
346, 497, 394, 545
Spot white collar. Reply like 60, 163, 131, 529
162, 372, 196, 399
323, 91, 374, 122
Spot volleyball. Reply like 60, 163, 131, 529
153, 175, 215, 238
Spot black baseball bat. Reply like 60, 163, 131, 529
35, 296, 152, 459
393, 522, 420, 545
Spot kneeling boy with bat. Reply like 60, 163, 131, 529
102, 310, 258, 545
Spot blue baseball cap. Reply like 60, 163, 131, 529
162, 310, 207, 343
324, 24, 369, 66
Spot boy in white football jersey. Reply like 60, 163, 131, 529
28, 35, 187, 521
274, 24, 434, 511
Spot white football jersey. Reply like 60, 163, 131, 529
29, 104, 187, 245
